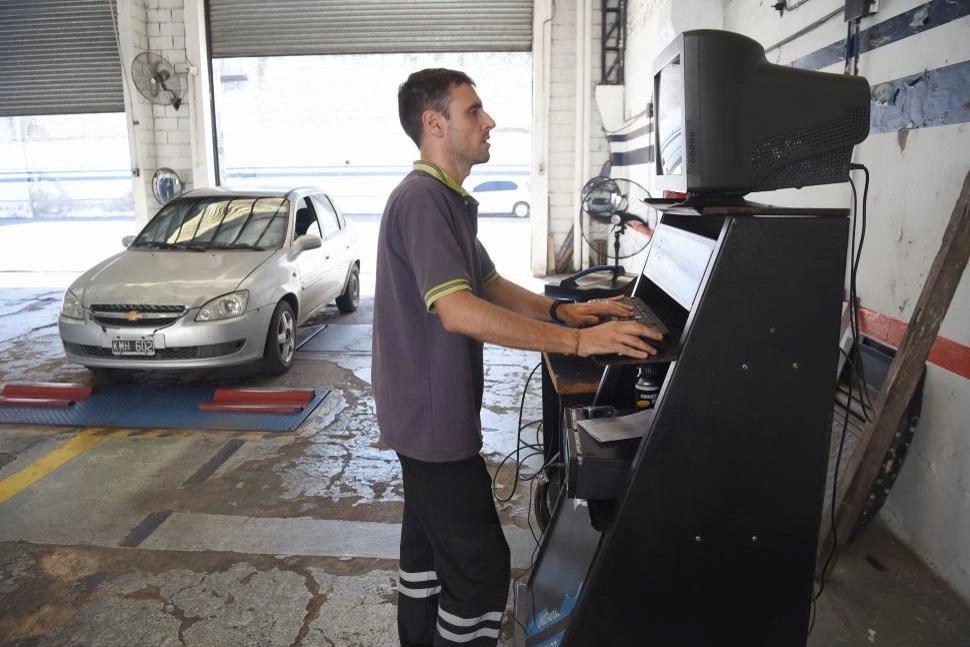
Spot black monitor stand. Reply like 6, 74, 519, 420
514, 203, 849, 646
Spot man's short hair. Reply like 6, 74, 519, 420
398, 68, 475, 147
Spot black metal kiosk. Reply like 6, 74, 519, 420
513, 202, 850, 646
514, 27, 872, 645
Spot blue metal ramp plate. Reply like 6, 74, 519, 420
299, 324, 371, 352
0, 385, 329, 432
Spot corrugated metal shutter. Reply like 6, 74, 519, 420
0, 0, 124, 117
208, 0, 533, 58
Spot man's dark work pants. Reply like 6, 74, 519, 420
396, 453, 511, 646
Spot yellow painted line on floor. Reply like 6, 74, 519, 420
0, 431, 103, 504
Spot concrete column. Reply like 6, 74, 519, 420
573, 0, 593, 272
184, 0, 216, 189
536, 0, 610, 274
545, 1, 577, 274
531, 0, 554, 275
116, 0, 155, 225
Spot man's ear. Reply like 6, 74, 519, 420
421, 109, 444, 140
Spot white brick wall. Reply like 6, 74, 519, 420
147, 8, 171, 22
123, 0, 195, 219
148, 35, 174, 50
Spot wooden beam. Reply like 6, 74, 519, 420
824, 169, 970, 565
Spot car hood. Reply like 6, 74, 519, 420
74, 249, 276, 308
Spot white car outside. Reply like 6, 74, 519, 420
469, 179, 531, 217
58, 187, 360, 374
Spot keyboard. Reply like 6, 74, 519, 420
592, 297, 677, 366
617, 296, 670, 337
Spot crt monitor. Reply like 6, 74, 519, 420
653, 29, 871, 196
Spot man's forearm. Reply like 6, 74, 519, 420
483, 276, 554, 321
436, 290, 577, 354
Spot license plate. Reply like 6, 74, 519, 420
111, 336, 155, 356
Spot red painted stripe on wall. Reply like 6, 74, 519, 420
858, 307, 970, 380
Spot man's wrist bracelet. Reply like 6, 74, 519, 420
549, 299, 570, 324
573, 329, 582, 356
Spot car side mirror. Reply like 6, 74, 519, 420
122, 235, 136, 248
294, 234, 322, 253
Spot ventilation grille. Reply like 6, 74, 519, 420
751, 107, 869, 188
89, 304, 186, 328
65, 340, 244, 361
91, 304, 186, 312
762, 148, 854, 192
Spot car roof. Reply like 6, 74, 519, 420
180, 186, 325, 199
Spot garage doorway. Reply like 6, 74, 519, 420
211, 52, 536, 295
0, 113, 133, 221
211, 52, 532, 218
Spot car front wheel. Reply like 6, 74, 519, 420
261, 300, 296, 374
336, 264, 360, 313
513, 201, 530, 218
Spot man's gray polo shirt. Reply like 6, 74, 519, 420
372, 162, 498, 462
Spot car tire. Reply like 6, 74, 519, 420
336, 264, 360, 313
261, 300, 296, 374
513, 201, 530, 218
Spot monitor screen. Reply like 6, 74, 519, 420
655, 57, 685, 176
640, 223, 716, 310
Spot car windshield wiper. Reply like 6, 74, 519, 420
204, 241, 267, 251
132, 241, 179, 250
170, 241, 209, 251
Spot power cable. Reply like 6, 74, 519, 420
809, 162, 872, 634
848, 166, 874, 416
492, 362, 543, 503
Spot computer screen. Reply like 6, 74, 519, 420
640, 223, 716, 310
655, 57, 685, 177
652, 29, 871, 196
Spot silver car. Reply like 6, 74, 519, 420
58, 187, 360, 374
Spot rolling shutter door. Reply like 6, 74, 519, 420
0, 0, 124, 117
208, 0, 533, 58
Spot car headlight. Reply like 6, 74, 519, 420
196, 290, 249, 322
61, 290, 84, 320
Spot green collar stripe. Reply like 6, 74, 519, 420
413, 161, 468, 196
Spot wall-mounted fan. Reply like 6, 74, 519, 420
131, 51, 184, 110
580, 175, 657, 278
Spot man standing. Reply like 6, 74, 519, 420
373, 68, 661, 646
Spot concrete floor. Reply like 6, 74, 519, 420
1, 217, 968, 646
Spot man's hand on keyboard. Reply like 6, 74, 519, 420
557, 296, 633, 327
576, 320, 663, 359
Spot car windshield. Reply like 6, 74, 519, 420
132, 196, 289, 251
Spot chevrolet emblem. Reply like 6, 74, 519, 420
123, 310, 142, 322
